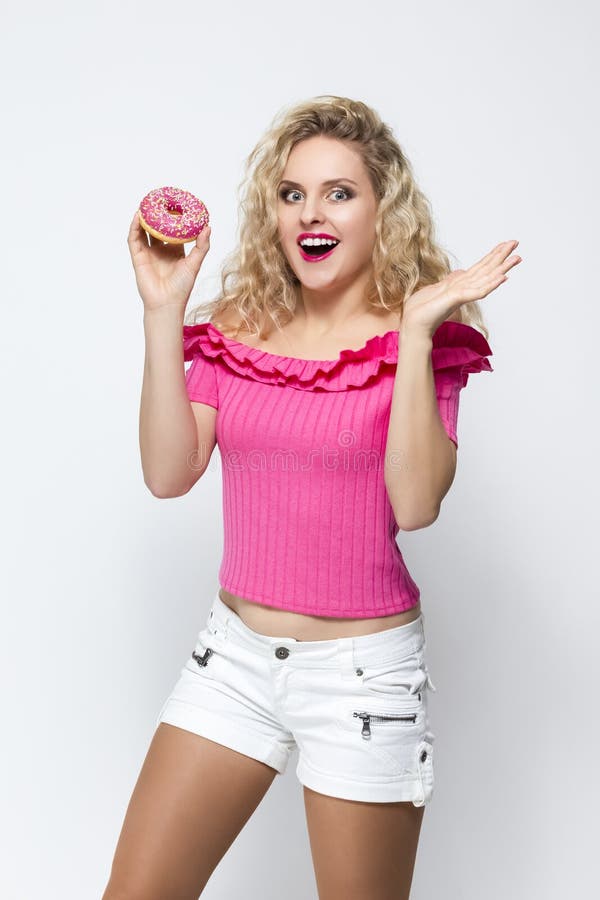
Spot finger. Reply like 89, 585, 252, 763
196, 225, 211, 250
460, 262, 513, 296
474, 241, 518, 272
461, 270, 510, 302
127, 210, 149, 254
190, 224, 212, 254
469, 240, 520, 277
499, 253, 522, 275
183, 225, 211, 273
483, 253, 521, 281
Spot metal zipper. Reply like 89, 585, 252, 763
192, 647, 214, 667
352, 711, 418, 739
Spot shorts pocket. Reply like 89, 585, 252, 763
335, 694, 425, 776
337, 694, 424, 739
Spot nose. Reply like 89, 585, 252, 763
299, 194, 326, 228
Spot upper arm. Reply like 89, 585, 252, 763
184, 344, 219, 487
431, 316, 492, 486
189, 401, 218, 486
431, 435, 457, 520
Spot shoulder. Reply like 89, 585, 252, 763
209, 308, 247, 340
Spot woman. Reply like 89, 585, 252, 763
107, 95, 521, 899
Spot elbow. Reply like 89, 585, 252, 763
144, 478, 193, 499
394, 506, 440, 531
142, 454, 209, 498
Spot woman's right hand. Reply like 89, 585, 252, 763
127, 210, 212, 312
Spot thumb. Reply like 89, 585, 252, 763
194, 224, 211, 252
184, 225, 211, 274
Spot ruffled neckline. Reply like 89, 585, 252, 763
183, 320, 493, 392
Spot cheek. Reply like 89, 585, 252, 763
337, 207, 375, 246
276, 223, 294, 252
344, 225, 376, 259
276, 212, 288, 240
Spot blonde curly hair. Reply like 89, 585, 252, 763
185, 94, 489, 342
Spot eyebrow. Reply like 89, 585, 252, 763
278, 178, 358, 188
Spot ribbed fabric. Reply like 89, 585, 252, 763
183, 320, 493, 618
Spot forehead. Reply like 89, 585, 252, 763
281, 135, 365, 181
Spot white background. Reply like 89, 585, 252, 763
1, 1, 598, 897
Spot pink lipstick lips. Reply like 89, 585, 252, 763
297, 232, 340, 263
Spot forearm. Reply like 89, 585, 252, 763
139, 305, 199, 497
384, 328, 456, 529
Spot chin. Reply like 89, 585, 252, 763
298, 274, 342, 291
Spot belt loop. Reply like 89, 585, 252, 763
337, 637, 357, 681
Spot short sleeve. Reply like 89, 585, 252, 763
431, 321, 494, 449
433, 370, 465, 449
182, 323, 219, 409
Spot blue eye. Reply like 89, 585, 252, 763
331, 188, 351, 201
280, 189, 302, 202
278, 186, 354, 202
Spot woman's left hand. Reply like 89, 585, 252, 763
401, 240, 522, 339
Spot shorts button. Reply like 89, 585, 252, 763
420, 749, 428, 763
356, 668, 363, 676
275, 647, 290, 659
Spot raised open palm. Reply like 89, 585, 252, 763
402, 240, 522, 338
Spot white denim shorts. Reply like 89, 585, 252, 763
156, 589, 437, 806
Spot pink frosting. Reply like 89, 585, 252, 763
139, 186, 209, 240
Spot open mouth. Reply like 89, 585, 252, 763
297, 239, 340, 262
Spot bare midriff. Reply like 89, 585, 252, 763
218, 587, 421, 641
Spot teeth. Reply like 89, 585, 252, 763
300, 237, 339, 247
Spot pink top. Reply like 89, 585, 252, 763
182, 320, 493, 618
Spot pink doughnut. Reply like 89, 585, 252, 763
138, 186, 210, 244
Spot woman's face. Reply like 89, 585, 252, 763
276, 135, 379, 295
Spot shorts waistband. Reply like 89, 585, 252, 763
207, 589, 426, 678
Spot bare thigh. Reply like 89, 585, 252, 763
102, 722, 278, 900
303, 786, 426, 900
